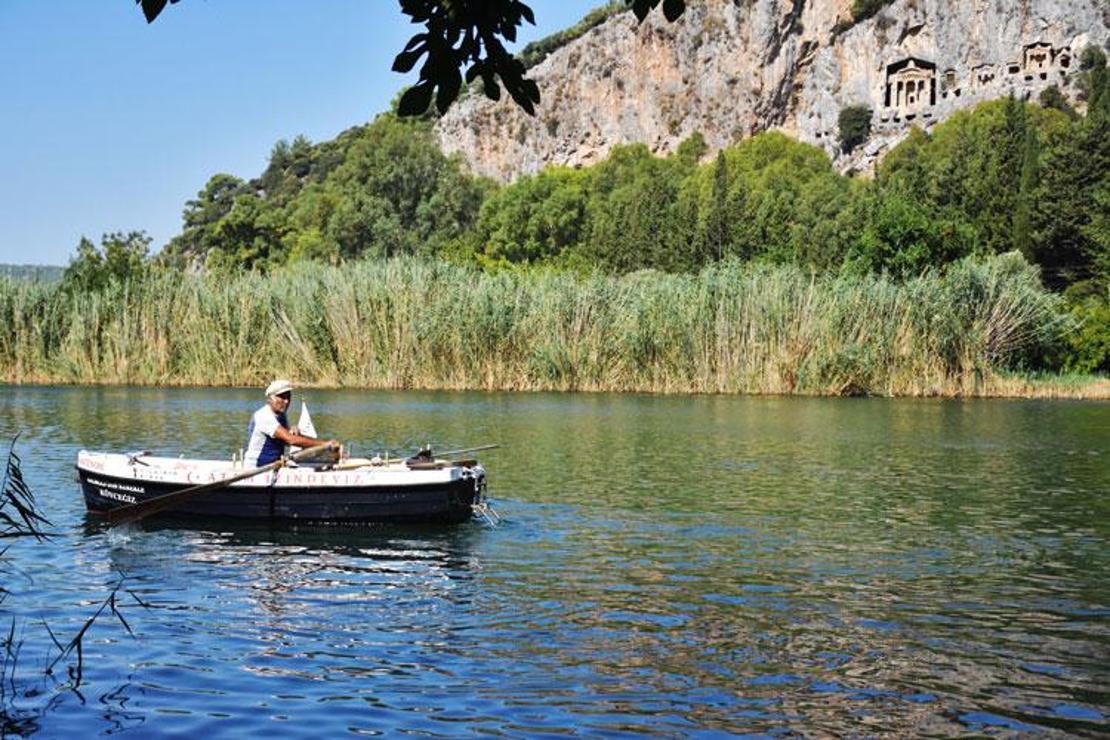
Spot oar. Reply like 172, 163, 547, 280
331, 455, 394, 470
104, 443, 338, 526
437, 443, 498, 457
322, 444, 498, 471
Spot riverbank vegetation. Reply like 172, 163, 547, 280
1, 255, 1101, 397
4, 49, 1107, 395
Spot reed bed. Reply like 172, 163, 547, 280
0, 254, 1097, 397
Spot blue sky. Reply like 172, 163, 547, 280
0, 0, 602, 266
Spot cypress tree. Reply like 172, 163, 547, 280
709, 152, 729, 261
981, 94, 1028, 255
1013, 126, 1040, 263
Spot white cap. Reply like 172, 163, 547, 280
265, 379, 294, 397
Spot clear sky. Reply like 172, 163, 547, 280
0, 0, 602, 266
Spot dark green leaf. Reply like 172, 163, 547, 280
402, 33, 428, 53
482, 72, 502, 101
630, 0, 652, 22
139, 0, 168, 23
507, 80, 538, 115
137, 0, 179, 23
393, 46, 425, 73
436, 69, 463, 113
662, 0, 685, 23
397, 82, 434, 116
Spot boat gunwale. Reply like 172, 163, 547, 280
77, 450, 478, 490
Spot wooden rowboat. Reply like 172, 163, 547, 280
78, 450, 488, 524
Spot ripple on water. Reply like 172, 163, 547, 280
1, 389, 1107, 736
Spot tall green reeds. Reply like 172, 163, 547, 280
0, 254, 1086, 396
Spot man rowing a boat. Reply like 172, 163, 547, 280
245, 379, 338, 467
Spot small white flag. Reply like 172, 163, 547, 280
291, 401, 318, 453
298, 401, 317, 438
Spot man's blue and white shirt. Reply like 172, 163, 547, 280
245, 406, 288, 467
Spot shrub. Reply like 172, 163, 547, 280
851, 0, 895, 23
1038, 85, 1077, 119
1060, 287, 1110, 373
838, 105, 873, 154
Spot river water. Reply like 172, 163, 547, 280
0, 386, 1107, 736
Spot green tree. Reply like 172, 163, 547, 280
209, 194, 285, 268
1078, 45, 1109, 108
838, 105, 873, 154
725, 132, 847, 264
704, 152, 729, 261
845, 187, 969, 277
162, 173, 248, 267
476, 167, 589, 264
164, 113, 489, 269
974, 94, 1032, 255
1085, 182, 1110, 283
320, 114, 488, 258
1013, 124, 1040, 262
1038, 85, 1077, 119
874, 126, 932, 198
62, 231, 152, 292
258, 136, 319, 203
674, 131, 708, 166
1034, 52, 1110, 289
1057, 288, 1110, 373
325, 193, 405, 260
583, 145, 671, 271
580, 142, 701, 272
877, 98, 1077, 269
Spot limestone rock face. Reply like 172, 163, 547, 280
434, 0, 1109, 180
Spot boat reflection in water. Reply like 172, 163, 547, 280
76, 516, 497, 725
87, 514, 488, 623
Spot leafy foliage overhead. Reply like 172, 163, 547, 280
135, 0, 179, 23
393, 0, 541, 116
134, 0, 687, 116
628, 0, 686, 23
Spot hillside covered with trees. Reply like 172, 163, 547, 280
157, 64, 1106, 284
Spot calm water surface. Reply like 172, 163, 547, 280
0, 386, 1107, 736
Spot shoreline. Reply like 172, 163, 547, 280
2, 374, 1106, 400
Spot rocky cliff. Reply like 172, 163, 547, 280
435, 0, 1110, 180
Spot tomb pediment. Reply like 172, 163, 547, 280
887, 57, 937, 76
885, 57, 937, 113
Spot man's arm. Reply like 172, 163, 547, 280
273, 426, 337, 450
